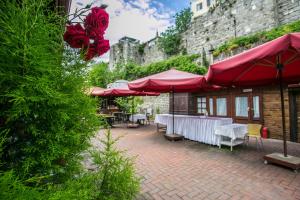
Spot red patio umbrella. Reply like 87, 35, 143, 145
128, 69, 220, 138
92, 84, 159, 123
89, 86, 104, 96
207, 33, 300, 161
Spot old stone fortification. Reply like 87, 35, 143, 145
110, 0, 299, 69
109, 0, 300, 113
183, 0, 300, 63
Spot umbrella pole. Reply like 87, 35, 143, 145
278, 68, 287, 157
172, 87, 175, 135
132, 97, 134, 123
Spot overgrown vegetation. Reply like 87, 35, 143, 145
138, 43, 146, 55
89, 54, 207, 87
89, 62, 111, 88
0, 0, 140, 199
213, 20, 300, 57
158, 8, 192, 55
0, 130, 140, 200
115, 97, 144, 114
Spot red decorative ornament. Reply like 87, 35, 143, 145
64, 6, 110, 61
64, 23, 89, 48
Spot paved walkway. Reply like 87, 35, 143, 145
95, 124, 300, 200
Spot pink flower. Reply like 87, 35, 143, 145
84, 7, 109, 38
63, 23, 89, 48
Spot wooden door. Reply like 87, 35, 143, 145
233, 93, 263, 124
289, 91, 300, 143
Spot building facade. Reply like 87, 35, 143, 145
190, 0, 216, 20
171, 86, 300, 143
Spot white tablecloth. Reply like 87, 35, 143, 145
155, 114, 233, 145
130, 114, 147, 123
215, 123, 248, 140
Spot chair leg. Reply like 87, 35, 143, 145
260, 138, 264, 151
255, 137, 258, 150
247, 136, 250, 146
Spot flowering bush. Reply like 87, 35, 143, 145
64, 7, 110, 61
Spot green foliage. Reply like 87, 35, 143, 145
91, 129, 140, 200
138, 43, 146, 55
114, 98, 131, 113
158, 28, 182, 56
0, 0, 99, 183
90, 54, 207, 88
88, 62, 110, 88
115, 97, 143, 114
143, 54, 207, 76
0, 130, 140, 200
0, 171, 45, 200
175, 8, 192, 33
213, 20, 300, 57
158, 8, 192, 55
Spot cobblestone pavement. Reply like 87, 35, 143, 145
95, 124, 300, 200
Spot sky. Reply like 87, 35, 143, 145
70, 0, 190, 62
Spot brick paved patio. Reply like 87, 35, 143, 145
95, 124, 300, 200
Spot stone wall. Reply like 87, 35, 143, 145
109, 38, 141, 70
277, 0, 300, 25
182, 0, 278, 62
141, 37, 167, 66
140, 93, 169, 114
109, 36, 166, 69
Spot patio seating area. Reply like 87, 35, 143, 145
94, 124, 300, 200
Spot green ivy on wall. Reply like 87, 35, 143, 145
89, 54, 207, 88
213, 20, 300, 57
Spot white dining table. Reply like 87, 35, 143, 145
130, 114, 147, 123
155, 114, 233, 145
215, 123, 248, 151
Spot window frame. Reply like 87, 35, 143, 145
216, 96, 228, 117
234, 95, 249, 119
196, 96, 207, 114
207, 0, 211, 7
196, 2, 203, 11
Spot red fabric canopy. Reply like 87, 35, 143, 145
92, 84, 159, 97
206, 33, 300, 87
128, 69, 219, 93
89, 87, 105, 96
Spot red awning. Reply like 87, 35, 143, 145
89, 87, 105, 96
206, 33, 300, 87
92, 84, 159, 97
128, 69, 219, 93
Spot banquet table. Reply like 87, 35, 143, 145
130, 114, 147, 123
155, 114, 233, 145
215, 123, 248, 151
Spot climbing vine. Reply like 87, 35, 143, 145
213, 20, 300, 57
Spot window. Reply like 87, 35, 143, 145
197, 97, 207, 114
216, 97, 227, 116
209, 98, 214, 115
235, 97, 248, 117
207, 0, 211, 7
253, 96, 260, 118
196, 3, 203, 11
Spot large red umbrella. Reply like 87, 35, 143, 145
92, 83, 159, 123
129, 68, 219, 92
128, 69, 220, 137
207, 33, 300, 158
